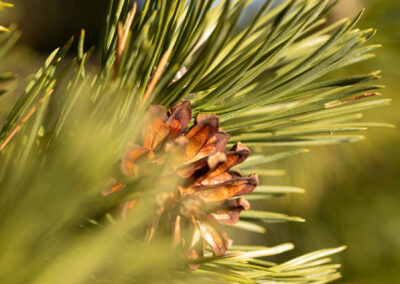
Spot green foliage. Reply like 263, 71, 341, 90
0, 0, 389, 283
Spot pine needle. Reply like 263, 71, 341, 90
140, 49, 172, 106
0, 89, 53, 152
113, 2, 137, 79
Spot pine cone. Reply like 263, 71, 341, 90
107, 101, 259, 268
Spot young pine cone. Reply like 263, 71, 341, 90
107, 101, 259, 268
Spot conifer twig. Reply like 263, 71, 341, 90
0, 89, 54, 152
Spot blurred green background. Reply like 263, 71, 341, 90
0, 0, 399, 283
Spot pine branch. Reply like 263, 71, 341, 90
0, 1, 390, 283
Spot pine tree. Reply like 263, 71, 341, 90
0, 1, 390, 283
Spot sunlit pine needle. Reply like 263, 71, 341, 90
0, 89, 54, 152
140, 49, 172, 107
113, 2, 137, 79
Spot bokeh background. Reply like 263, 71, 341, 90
0, 0, 399, 283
